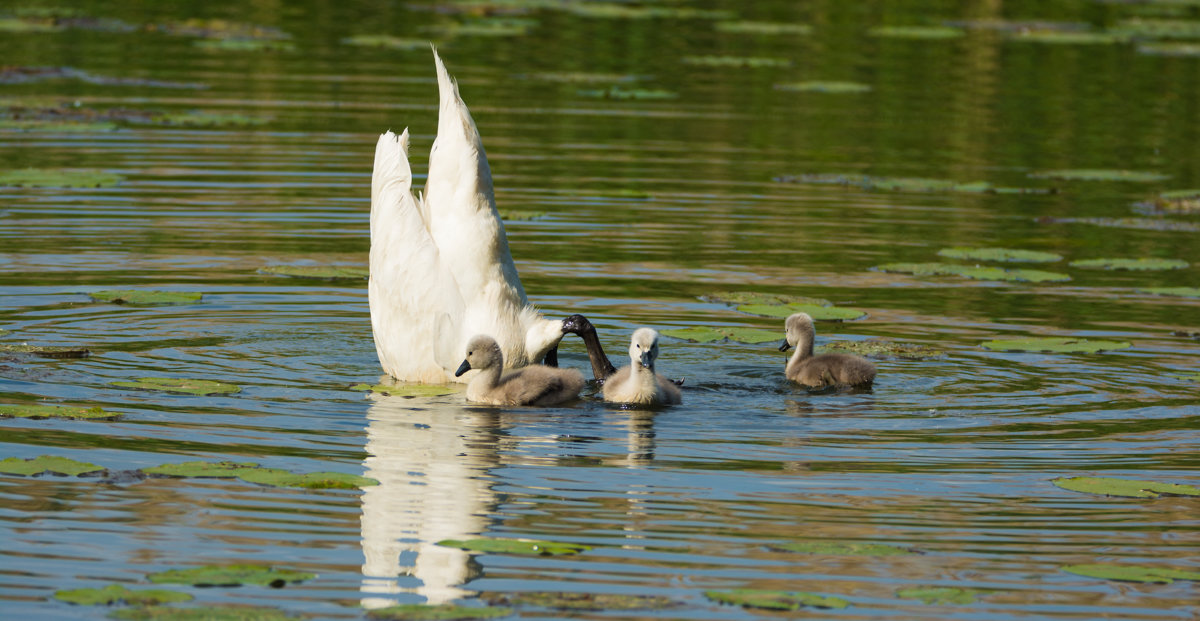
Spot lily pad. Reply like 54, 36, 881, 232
110, 377, 240, 396
436, 538, 591, 556
1008, 30, 1129, 44
702, 291, 832, 307
981, 337, 1131, 353
563, 5, 732, 19
936, 247, 1062, 263
89, 290, 202, 305
55, 585, 192, 606
429, 17, 537, 37
896, 586, 981, 605
144, 460, 378, 489
1029, 169, 1169, 182
497, 210, 547, 221
149, 112, 267, 127
144, 461, 260, 478
111, 605, 297, 620
576, 87, 677, 100
682, 56, 792, 68
0, 119, 119, 132
1139, 189, 1200, 214
1111, 18, 1200, 39
0, 344, 90, 358
660, 327, 781, 344
0, 455, 105, 476
341, 35, 427, 50
1052, 476, 1200, 498
517, 71, 641, 84
1140, 287, 1200, 298
485, 592, 676, 611
147, 565, 314, 588
868, 25, 966, 39
367, 604, 514, 620
351, 383, 456, 397
876, 262, 1071, 283
0, 168, 123, 188
705, 589, 849, 611
1039, 216, 1200, 232
1138, 41, 1200, 56
1069, 258, 1188, 270
259, 265, 368, 280
194, 38, 296, 52
737, 304, 865, 321
773, 541, 918, 556
775, 81, 872, 94
776, 173, 1044, 195
819, 340, 944, 360
715, 21, 812, 35
1063, 564, 1200, 584
0, 403, 117, 420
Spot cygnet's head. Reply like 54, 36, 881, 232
629, 327, 661, 369
456, 334, 503, 376
779, 312, 815, 352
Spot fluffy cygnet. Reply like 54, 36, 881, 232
780, 312, 876, 388
602, 328, 682, 405
456, 334, 584, 406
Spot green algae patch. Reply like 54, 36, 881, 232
1052, 476, 1200, 498
1029, 169, 1169, 182
486, 592, 676, 611
660, 327, 780, 344
875, 262, 1070, 283
498, 210, 547, 221
577, 87, 677, 100
147, 565, 314, 588
0, 168, 123, 188
937, 247, 1062, 263
775, 81, 871, 94
110, 378, 240, 396
111, 605, 298, 620
820, 340, 944, 360
0, 403, 117, 420
89, 290, 202, 305
367, 604, 514, 620
981, 337, 1131, 353
1069, 258, 1188, 270
896, 586, 981, 605
706, 589, 849, 611
259, 265, 368, 280
682, 56, 792, 68
1063, 564, 1200, 584
0, 344, 90, 358
436, 538, 591, 556
868, 26, 965, 39
351, 383, 456, 397
341, 35, 427, 50
0, 455, 105, 476
55, 584, 192, 606
715, 21, 812, 35
703, 291, 832, 307
1140, 287, 1200, 298
773, 541, 918, 556
737, 303, 865, 321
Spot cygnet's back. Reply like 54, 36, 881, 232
456, 335, 584, 406
781, 313, 876, 388
603, 328, 682, 405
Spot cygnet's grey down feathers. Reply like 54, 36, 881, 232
781, 312, 876, 388
456, 334, 584, 406
602, 328, 682, 405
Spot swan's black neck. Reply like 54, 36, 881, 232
562, 314, 617, 381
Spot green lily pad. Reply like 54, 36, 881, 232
194, 38, 296, 52
775, 81, 872, 94
876, 262, 1071, 283
1139, 41, 1200, 56
896, 586, 981, 605
1069, 258, 1188, 270
936, 247, 1062, 263
868, 25, 966, 39
429, 17, 537, 37
351, 383, 456, 397
715, 21, 812, 35
1008, 30, 1129, 44
55, 585, 192, 606
737, 304, 865, 321
341, 35, 427, 50
1140, 287, 1200, 298
576, 87, 678, 100
0, 344, 90, 358
110, 377, 240, 396
149, 112, 267, 127
497, 210, 547, 221
1029, 169, 1169, 182
981, 337, 1131, 353
773, 541, 918, 556
1063, 564, 1200, 584
660, 327, 781, 344
0, 168, 123, 188
0, 119, 119, 131
111, 605, 297, 620
819, 340, 944, 360
436, 538, 591, 556
563, 5, 732, 19
1052, 476, 1200, 498
1173, 372, 1200, 381
485, 592, 676, 611
144, 460, 378, 489
0, 403, 117, 420
89, 290, 202, 305
1141, 189, 1200, 214
259, 265, 368, 280
702, 291, 832, 307
367, 604, 514, 620
144, 461, 260, 478
682, 56, 792, 68
1111, 18, 1200, 39
0, 16, 62, 32
147, 565, 314, 588
0, 455, 105, 476
776, 173, 1045, 195
705, 589, 849, 611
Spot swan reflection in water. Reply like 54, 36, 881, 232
357, 393, 658, 608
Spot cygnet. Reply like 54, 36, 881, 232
456, 334, 584, 406
780, 312, 876, 388
602, 328, 682, 405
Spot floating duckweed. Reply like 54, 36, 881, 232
682, 56, 792, 68
1139, 286, 1200, 298
111, 605, 298, 620
876, 262, 1071, 283
660, 327, 781, 344
485, 592, 676, 611
737, 303, 865, 321
937, 247, 1062, 263
351, 383, 457, 397
147, 564, 315, 587
773, 541, 918, 556
819, 340, 944, 360
715, 21, 812, 35
0, 167, 123, 188
0, 455, 105, 476
341, 35, 428, 49
775, 81, 872, 94
0, 403, 116, 420
868, 25, 966, 39
110, 377, 240, 396
1007, 30, 1129, 44
981, 337, 1131, 353
576, 86, 677, 100
1052, 476, 1200, 498
1063, 564, 1200, 584
0, 344, 90, 358
1138, 41, 1200, 55
89, 290, 202, 305
705, 589, 849, 611
259, 265, 369, 280
1029, 169, 1169, 182
896, 586, 982, 605
367, 604, 514, 620
54, 584, 192, 606
1069, 257, 1188, 270
436, 538, 591, 556
702, 291, 833, 307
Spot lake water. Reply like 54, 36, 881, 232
2, 1, 1199, 619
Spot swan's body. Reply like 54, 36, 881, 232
456, 335, 584, 406
369, 48, 575, 383
780, 313, 876, 388
603, 328, 682, 405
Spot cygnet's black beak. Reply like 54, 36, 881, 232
778, 340, 792, 352
454, 360, 471, 377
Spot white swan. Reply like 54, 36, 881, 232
780, 312, 876, 388
369, 48, 613, 383
602, 328, 682, 405
455, 335, 585, 406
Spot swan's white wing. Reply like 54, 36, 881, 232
369, 129, 467, 381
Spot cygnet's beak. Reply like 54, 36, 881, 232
778, 340, 792, 352
638, 351, 653, 368
454, 360, 472, 377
